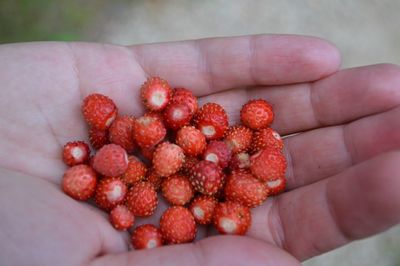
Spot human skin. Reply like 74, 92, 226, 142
0, 35, 400, 266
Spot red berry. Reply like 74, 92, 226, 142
265, 176, 286, 196
141, 145, 156, 161
171, 88, 198, 116
108, 115, 136, 153
229, 152, 251, 170
240, 99, 274, 130
95, 177, 127, 210
89, 127, 109, 150
163, 103, 192, 130
250, 149, 286, 182
145, 168, 163, 191
180, 156, 199, 176
153, 142, 185, 177
213, 201, 251, 235
82, 93, 118, 130
92, 144, 128, 177
121, 156, 147, 186
224, 171, 268, 208
109, 205, 135, 230
141, 77, 172, 111
161, 174, 194, 206
193, 103, 228, 140
160, 206, 197, 244
176, 126, 206, 157
131, 224, 163, 250
224, 126, 253, 154
126, 182, 158, 217
133, 114, 166, 148
189, 195, 217, 225
251, 128, 283, 153
62, 141, 90, 166
203, 141, 232, 168
189, 160, 224, 195
62, 164, 97, 201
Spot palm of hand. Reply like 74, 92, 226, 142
1, 36, 399, 266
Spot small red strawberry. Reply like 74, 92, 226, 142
203, 141, 232, 168
180, 156, 199, 176
121, 156, 147, 186
224, 171, 268, 208
189, 160, 224, 195
133, 113, 166, 148
160, 206, 197, 244
175, 126, 206, 157
153, 142, 185, 177
224, 126, 253, 154
62, 141, 90, 166
229, 152, 251, 170
213, 201, 251, 235
141, 145, 156, 161
131, 224, 163, 250
89, 127, 109, 150
250, 149, 286, 182
109, 205, 135, 231
170, 88, 198, 116
193, 103, 228, 140
94, 177, 127, 210
141, 77, 172, 111
240, 99, 274, 130
92, 144, 128, 177
125, 181, 158, 217
82, 93, 118, 130
265, 176, 286, 196
62, 164, 97, 201
108, 115, 136, 153
145, 168, 163, 191
161, 174, 194, 206
251, 127, 283, 153
163, 103, 192, 130
189, 195, 217, 225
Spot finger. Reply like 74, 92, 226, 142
284, 105, 400, 189
248, 151, 400, 261
199, 64, 400, 135
90, 236, 300, 266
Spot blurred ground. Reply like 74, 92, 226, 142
1, 0, 399, 265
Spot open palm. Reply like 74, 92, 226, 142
1, 35, 399, 266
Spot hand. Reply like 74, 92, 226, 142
1, 35, 399, 266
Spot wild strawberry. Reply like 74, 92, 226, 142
189, 160, 224, 195
251, 128, 283, 153
213, 201, 251, 235
109, 205, 134, 231
145, 168, 163, 191
92, 144, 128, 177
133, 114, 166, 148
82, 93, 118, 130
89, 127, 109, 150
62, 141, 90, 166
224, 171, 268, 208
160, 206, 197, 244
189, 195, 217, 225
175, 126, 206, 157
108, 115, 136, 153
224, 126, 253, 154
203, 141, 232, 168
161, 174, 194, 206
125, 182, 158, 217
193, 103, 228, 140
265, 176, 286, 196
94, 177, 127, 210
180, 156, 199, 176
121, 156, 147, 186
171, 88, 198, 116
131, 224, 163, 250
250, 149, 286, 182
141, 77, 172, 111
62, 164, 97, 201
141, 146, 156, 161
240, 99, 274, 130
163, 103, 192, 130
229, 152, 251, 170
153, 142, 185, 177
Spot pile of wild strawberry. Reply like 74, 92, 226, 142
61, 77, 286, 249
